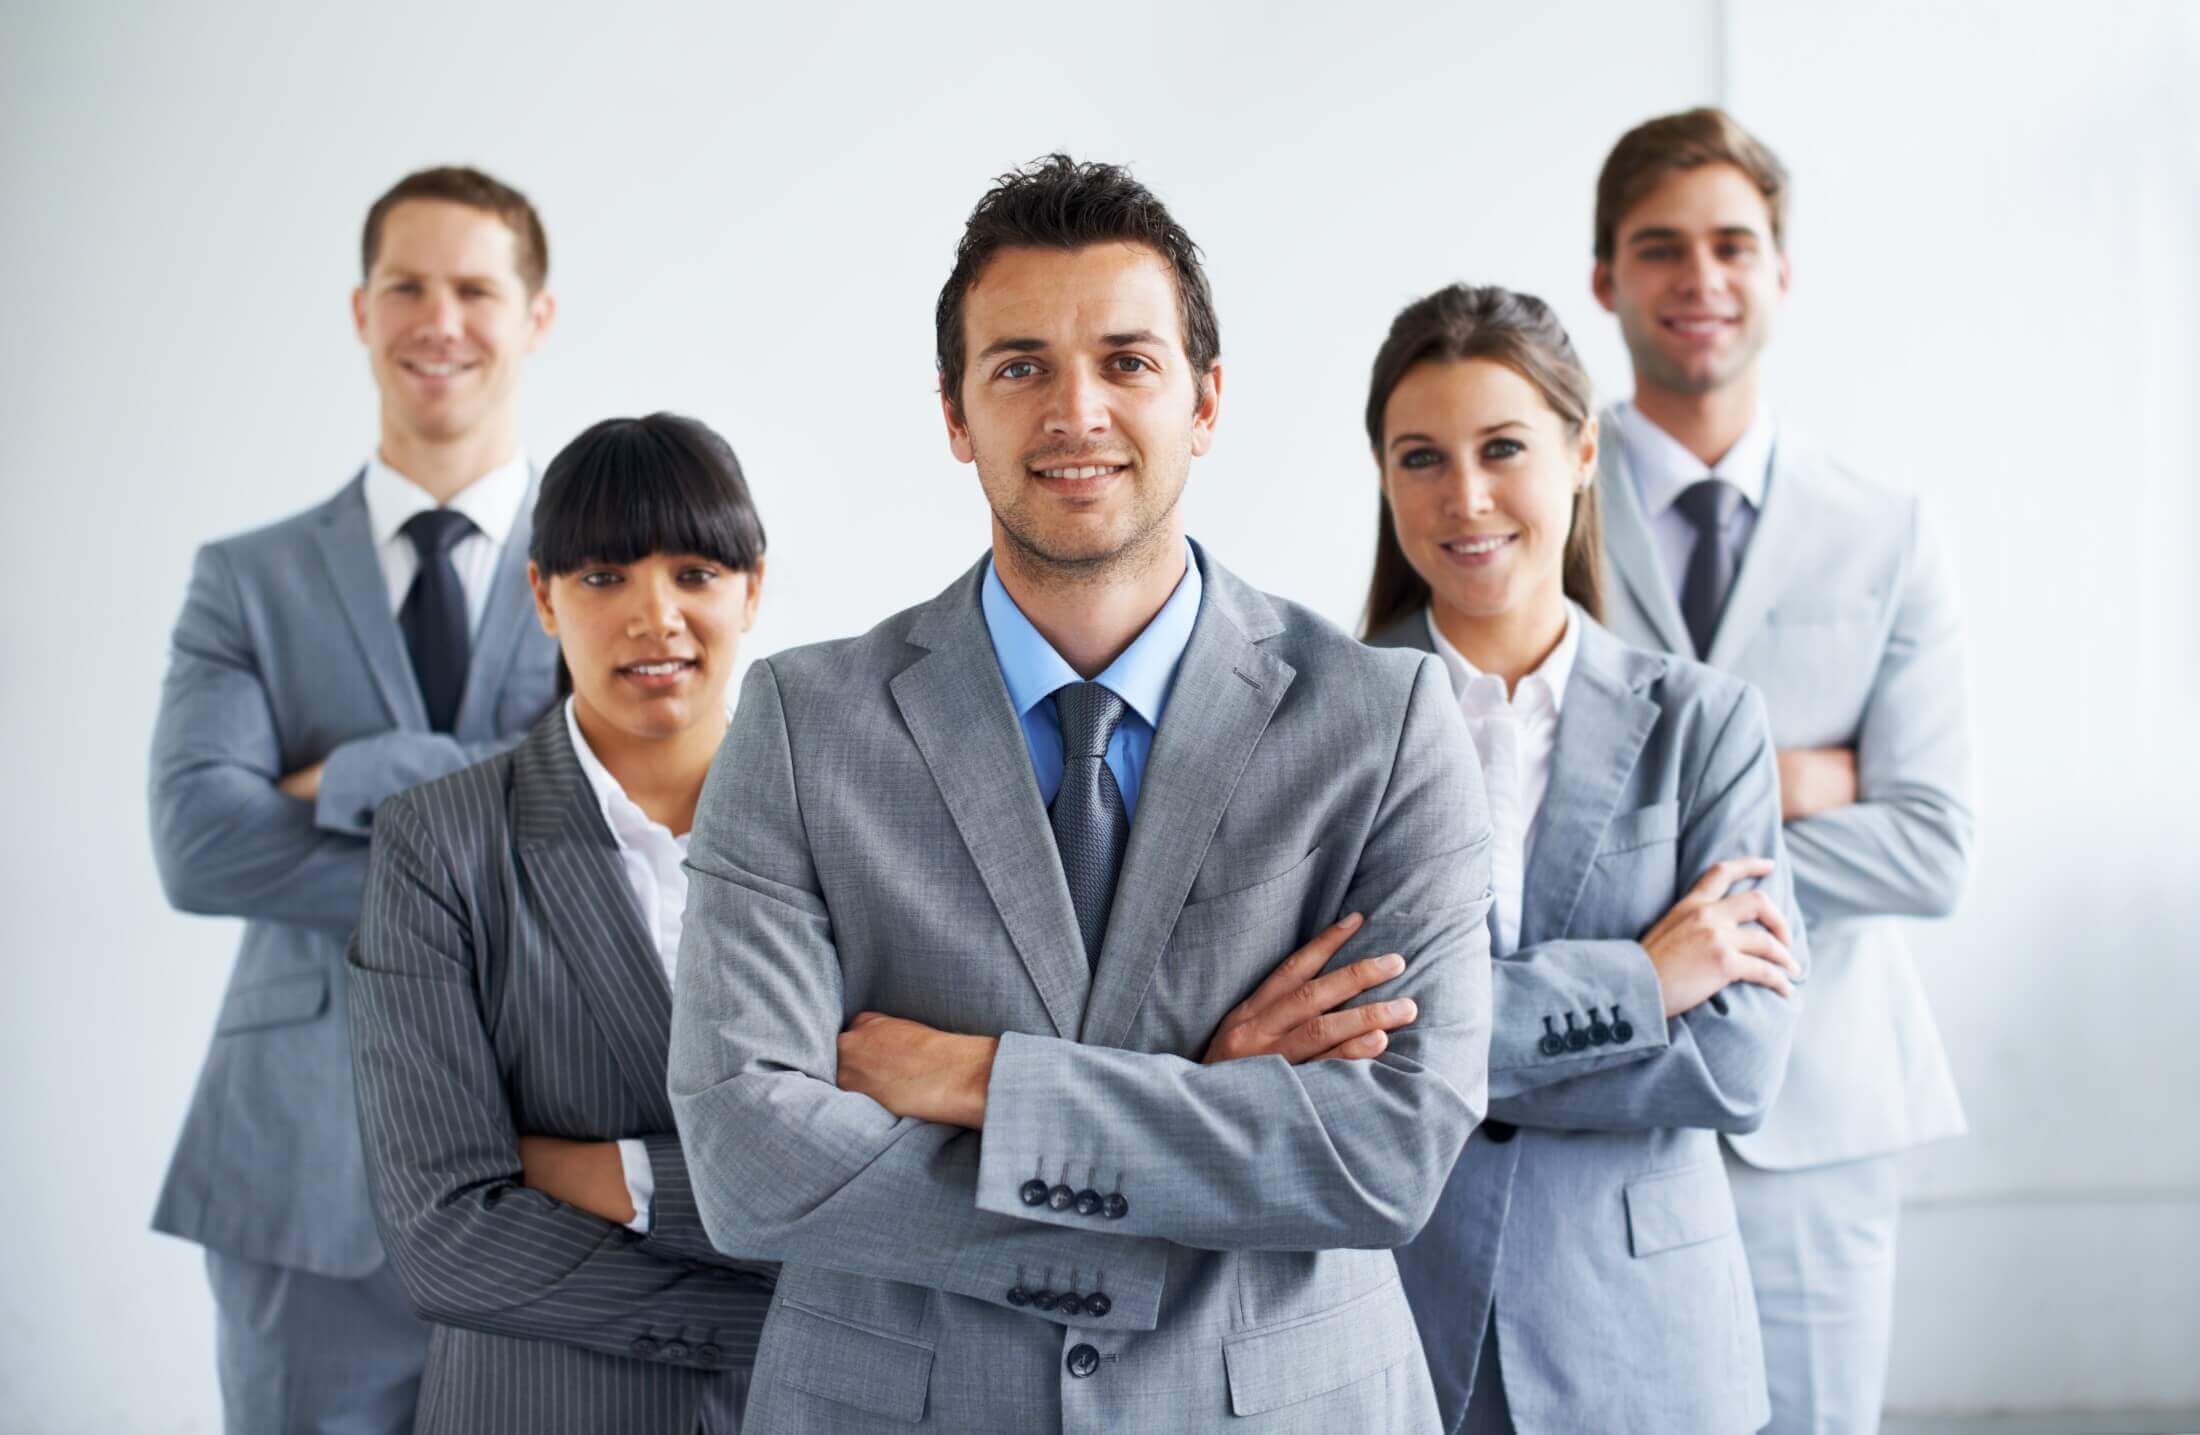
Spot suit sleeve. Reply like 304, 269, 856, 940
1782, 503, 1976, 923
349, 796, 771, 1367
1484, 683, 1808, 1133
669, 661, 1177, 1333
149, 543, 368, 931
975, 655, 1494, 1252
317, 729, 533, 836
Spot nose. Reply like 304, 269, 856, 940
426, 285, 464, 337
1681, 242, 1724, 299
1043, 365, 1111, 442
625, 572, 687, 639
1444, 462, 1498, 520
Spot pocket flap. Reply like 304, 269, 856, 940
215, 973, 329, 1034
1597, 801, 1679, 856
775, 1300, 934, 1423
1624, 1163, 1737, 1257
1223, 1280, 1414, 1416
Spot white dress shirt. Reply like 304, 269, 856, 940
1425, 603, 1581, 956
361, 451, 531, 634
1611, 401, 1775, 606
564, 698, 690, 1234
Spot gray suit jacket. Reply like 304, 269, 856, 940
348, 710, 775, 1434
1597, 413, 1973, 1167
150, 470, 558, 1275
668, 545, 1496, 1433
1377, 613, 1803, 1435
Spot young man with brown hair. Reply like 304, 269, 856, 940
150, 165, 561, 1432
1588, 108, 1976, 1435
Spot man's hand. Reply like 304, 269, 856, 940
277, 760, 326, 802
1641, 859, 1800, 1018
1777, 746, 1858, 821
1202, 913, 1418, 1065
516, 1135, 636, 1225
837, 1014, 997, 1128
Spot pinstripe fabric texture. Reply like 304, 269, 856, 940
350, 709, 773, 1434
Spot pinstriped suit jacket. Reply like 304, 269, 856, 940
349, 710, 774, 1435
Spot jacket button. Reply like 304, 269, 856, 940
661, 1341, 691, 1363
695, 1343, 723, 1364
1066, 1343, 1101, 1378
1031, 1289, 1058, 1311
1057, 1292, 1085, 1317
1007, 1286, 1030, 1307
1083, 1291, 1112, 1318
1482, 1119, 1517, 1144
1588, 1013, 1612, 1045
1047, 1183, 1076, 1211
1564, 1013, 1589, 1051
1102, 1193, 1129, 1220
1538, 1016, 1564, 1057
1074, 1188, 1103, 1216
630, 1336, 660, 1357
1020, 1179, 1050, 1206
1610, 1006, 1634, 1044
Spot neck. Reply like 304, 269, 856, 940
1630, 368, 1760, 469
993, 521, 1186, 679
572, 699, 727, 837
1431, 586, 1568, 697
379, 409, 521, 505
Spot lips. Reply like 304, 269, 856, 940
617, 657, 698, 690
1437, 533, 1518, 567
399, 356, 478, 379
1658, 315, 1736, 340
1031, 463, 1128, 480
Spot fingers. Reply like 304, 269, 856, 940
1234, 914, 1364, 1022
1687, 857, 1776, 904
1278, 997, 1418, 1064
1313, 1029, 1390, 1062
1707, 888, 1794, 951
1726, 954, 1796, 1001
1276, 951, 1406, 1034
1731, 924, 1800, 979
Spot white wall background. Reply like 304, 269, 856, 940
2, 2, 2192, 1428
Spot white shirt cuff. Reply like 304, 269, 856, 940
616, 1137, 655, 1234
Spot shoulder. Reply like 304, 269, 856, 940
1777, 433, 1923, 544
374, 744, 522, 870
748, 601, 931, 709
200, 473, 364, 572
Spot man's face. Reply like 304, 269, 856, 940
1593, 163, 1789, 398
352, 199, 553, 444
943, 242, 1220, 574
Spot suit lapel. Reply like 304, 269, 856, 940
454, 470, 540, 740
311, 472, 426, 729
1595, 416, 1696, 657
513, 713, 677, 1125
1705, 438, 1808, 671
892, 564, 1089, 1038
1081, 552, 1293, 1050
1520, 620, 1659, 948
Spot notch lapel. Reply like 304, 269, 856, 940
1595, 422, 1696, 657
1080, 555, 1293, 1051
513, 716, 677, 1126
892, 565, 1089, 1038
311, 473, 426, 729
1705, 440, 1808, 671
455, 471, 541, 740
1520, 621, 1659, 948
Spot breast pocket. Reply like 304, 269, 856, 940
1571, 802, 1681, 938
1143, 848, 1325, 1056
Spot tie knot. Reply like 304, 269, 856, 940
401, 507, 477, 558
1674, 478, 1742, 534
1054, 682, 1128, 759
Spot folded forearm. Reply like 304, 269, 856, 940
152, 767, 366, 929
1786, 796, 1972, 922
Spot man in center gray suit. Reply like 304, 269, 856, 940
668, 155, 1496, 1432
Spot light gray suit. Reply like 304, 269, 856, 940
149, 470, 558, 1428
668, 545, 1496, 1433
348, 710, 775, 1434
1597, 412, 1976, 1433
1377, 613, 1805, 1435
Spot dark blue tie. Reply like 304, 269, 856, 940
399, 508, 476, 732
1676, 478, 1744, 660
1051, 682, 1130, 972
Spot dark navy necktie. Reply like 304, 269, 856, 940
399, 508, 476, 732
1675, 478, 1744, 660
1050, 682, 1130, 972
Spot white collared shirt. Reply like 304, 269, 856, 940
361, 451, 530, 634
1425, 603, 1582, 956
564, 698, 690, 1234
1611, 401, 1775, 608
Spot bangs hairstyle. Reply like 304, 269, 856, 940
531, 413, 767, 578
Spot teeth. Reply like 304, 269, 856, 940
408, 360, 461, 376
1037, 465, 1123, 480
627, 661, 687, 676
1445, 535, 1513, 555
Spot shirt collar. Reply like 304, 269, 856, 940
563, 698, 682, 852
1424, 601, 1581, 714
363, 449, 530, 550
1613, 400, 1775, 519
980, 539, 1202, 731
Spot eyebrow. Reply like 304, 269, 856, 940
1387, 420, 1528, 450
1102, 330, 1166, 349
976, 336, 1048, 361
1626, 224, 1763, 246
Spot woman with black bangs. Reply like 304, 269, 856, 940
347, 413, 773, 1434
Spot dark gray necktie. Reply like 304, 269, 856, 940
399, 508, 477, 732
1050, 682, 1130, 972
1675, 478, 1744, 660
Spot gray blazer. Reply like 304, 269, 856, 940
150, 470, 558, 1275
348, 710, 774, 1434
1377, 613, 1804, 1435
1597, 414, 1973, 1167
667, 545, 1496, 1433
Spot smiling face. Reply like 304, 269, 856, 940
1593, 162, 1789, 398
1381, 358, 1596, 630
942, 242, 1220, 577
353, 199, 553, 448
528, 553, 761, 747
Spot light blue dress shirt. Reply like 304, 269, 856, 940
979, 542, 1202, 821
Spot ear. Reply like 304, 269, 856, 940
351, 286, 369, 342
941, 387, 975, 465
1775, 247, 1794, 300
526, 288, 557, 353
527, 561, 558, 637
1590, 261, 1617, 314
741, 558, 766, 632
1576, 413, 1600, 487
1188, 362, 1224, 458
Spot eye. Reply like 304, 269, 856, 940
1109, 354, 1154, 374
579, 569, 623, 588
997, 359, 1040, 381
678, 566, 721, 586
1482, 438, 1525, 461
391, 280, 422, 295
1637, 245, 1678, 262
1717, 240, 1758, 262
1398, 447, 1444, 471
460, 284, 494, 300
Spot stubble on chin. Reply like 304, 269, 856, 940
983, 460, 1187, 593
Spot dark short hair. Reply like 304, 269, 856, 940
531, 413, 766, 579
934, 154, 1220, 415
1594, 108, 1788, 263
1362, 284, 1605, 636
362, 165, 550, 293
